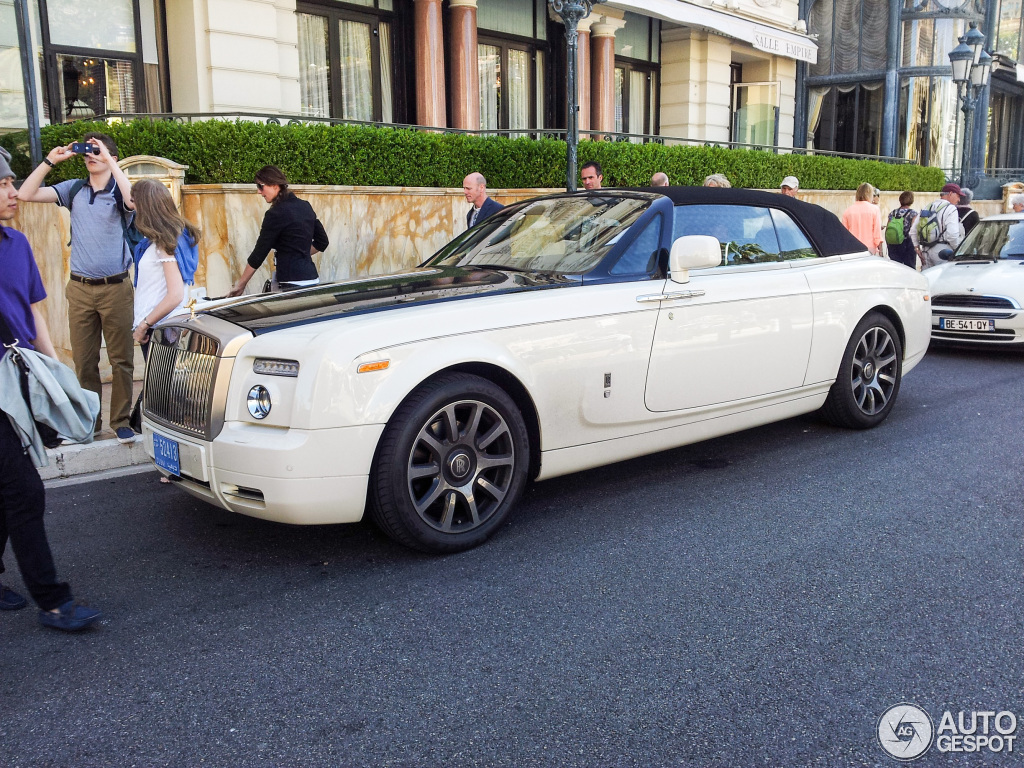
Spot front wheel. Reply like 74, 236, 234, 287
821, 311, 903, 429
369, 373, 530, 553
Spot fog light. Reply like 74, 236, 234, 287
247, 385, 272, 419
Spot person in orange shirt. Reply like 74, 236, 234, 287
841, 182, 883, 255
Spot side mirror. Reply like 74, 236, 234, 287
669, 235, 723, 283
938, 248, 955, 261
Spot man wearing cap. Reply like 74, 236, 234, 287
0, 147, 102, 631
17, 134, 137, 443
780, 176, 799, 198
910, 183, 965, 269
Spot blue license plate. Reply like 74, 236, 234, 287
153, 432, 180, 476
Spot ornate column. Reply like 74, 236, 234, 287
590, 16, 623, 136
449, 0, 479, 130
414, 0, 447, 127
577, 17, 593, 134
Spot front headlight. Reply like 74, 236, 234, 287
247, 385, 272, 419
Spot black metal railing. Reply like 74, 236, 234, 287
93, 111, 917, 165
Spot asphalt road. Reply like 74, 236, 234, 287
3, 345, 1024, 768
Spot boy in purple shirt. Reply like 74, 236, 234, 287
0, 147, 101, 631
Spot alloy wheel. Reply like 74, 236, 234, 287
406, 399, 516, 533
851, 326, 898, 415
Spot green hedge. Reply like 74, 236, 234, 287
0, 119, 946, 191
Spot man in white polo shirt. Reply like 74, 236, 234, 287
17, 133, 137, 443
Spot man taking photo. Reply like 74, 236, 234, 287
17, 133, 137, 443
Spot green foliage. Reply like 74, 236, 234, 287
0, 119, 945, 192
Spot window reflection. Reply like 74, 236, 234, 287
673, 205, 818, 265
47, 0, 135, 52
57, 55, 136, 120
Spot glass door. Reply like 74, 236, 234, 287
731, 81, 779, 148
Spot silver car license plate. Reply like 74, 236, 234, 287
939, 317, 994, 332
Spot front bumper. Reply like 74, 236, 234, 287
143, 420, 385, 525
930, 305, 1024, 345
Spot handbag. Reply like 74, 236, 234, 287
0, 310, 98, 451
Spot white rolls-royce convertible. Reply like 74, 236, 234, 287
142, 187, 931, 552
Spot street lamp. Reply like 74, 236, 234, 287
549, 0, 604, 191
948, 22, 992, 188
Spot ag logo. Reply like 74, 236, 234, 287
878, 703, 935, 761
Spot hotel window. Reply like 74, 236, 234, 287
805, 0, 887, 154
896, 74, 959, 170
35, 0, 165, 123
297, 0, 399, 122
476, 0, 548, 132
994, 0, 1023, 61
613, 11, 660, 139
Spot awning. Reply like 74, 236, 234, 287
603, 0, 818, 65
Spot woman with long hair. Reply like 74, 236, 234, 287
227, 165, 329, 296
130, 179, 201, 347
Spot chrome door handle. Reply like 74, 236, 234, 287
636, 290, 705, 303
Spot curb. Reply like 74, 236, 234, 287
38, 437, 151, 481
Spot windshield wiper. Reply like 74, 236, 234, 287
470, 263, 540, 273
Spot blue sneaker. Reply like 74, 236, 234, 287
0, 584, 27, 611
115, 427, 137, 444
38, 600, 102, 631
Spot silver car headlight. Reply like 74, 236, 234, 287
247, 385, 272, 419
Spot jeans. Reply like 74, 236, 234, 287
0, 416, 71, 610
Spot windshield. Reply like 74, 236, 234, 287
425, 195, 654, 274
953, 219, 1024, 261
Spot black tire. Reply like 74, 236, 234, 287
369, 373, 530, 553
821, 311, 903, 429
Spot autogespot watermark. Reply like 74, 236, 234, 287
877, 703, 1019, 761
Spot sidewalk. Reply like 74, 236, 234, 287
38, 380, 151, 482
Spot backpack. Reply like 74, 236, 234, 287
884, 211, 909, 244
885, 209, 912, 246
132, 231, 199, 287
915, 200, 949, 248
66, 178, 145, 268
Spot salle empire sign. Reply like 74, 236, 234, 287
752, 29, 817, 64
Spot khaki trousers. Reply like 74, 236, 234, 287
65, 279, 135, 432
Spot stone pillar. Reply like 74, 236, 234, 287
659, 28, 733, 144
449, 0, 479, 130
577, 17, 593, 134
414, 0, 446, 127
590, 18, 619, 136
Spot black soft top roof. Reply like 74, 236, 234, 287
629, 185, 866, 258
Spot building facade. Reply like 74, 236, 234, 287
797, 0, 1024, 180
1, 0, 816, 147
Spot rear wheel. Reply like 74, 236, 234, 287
370, 373, 530, 553
821, 311, 903, 429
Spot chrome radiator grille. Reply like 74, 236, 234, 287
144, 328, 220, 438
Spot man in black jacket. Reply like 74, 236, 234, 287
463, 173, 503, 228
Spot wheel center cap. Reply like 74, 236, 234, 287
863, 361, 875, 381
448, 451, 472, 480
